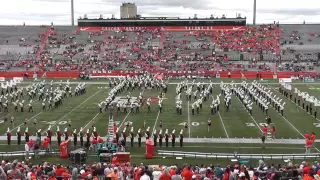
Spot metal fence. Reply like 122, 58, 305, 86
158, 150, 320, 160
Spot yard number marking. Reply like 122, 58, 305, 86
45, 121, 67, 125
191, 122, 200, 126
245, 123, 255, 127
0, 120, 4, 125
179, 122, 199, 126
246, 123, 268, 127
314, 123, 320, 127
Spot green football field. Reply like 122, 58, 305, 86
1, 78, 320, 157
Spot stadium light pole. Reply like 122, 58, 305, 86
71, 0, 75, 26
253, 0, 256, 25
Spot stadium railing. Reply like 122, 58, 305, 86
158, 150, 320, 160
0, 70, 317, 79
0, 150, 59, 159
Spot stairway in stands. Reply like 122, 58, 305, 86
36, 27, 51, 59
159, 30, 165, 49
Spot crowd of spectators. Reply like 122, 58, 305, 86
1, 24, 319, 73
1, 158, 320, 180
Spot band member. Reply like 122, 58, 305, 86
184, 122, 188, 130
191, 104, 195, 115
153, 130, 157, 147
57, 126, 62, 146
261, 134, 266, 148
92, 127, 98, 139
36, 129, 41, 141
179, 129, 184, 147
73, 129, 77, 146
165, 129, 169, 147
143, 120, 146, 129
138, 129, 142, 147
24, 117, 27, 127
159, 120, 163, 129
208, 118, 212, 132
79, 127, 84, 146
271, 126, 276, 140
25, 127, 30, 143
115, 129, 120, 143
7, 128, 11, 145
147, 100, 151, 112
266, 116, 272, 128
86, 129, 91, 145
158, 130, 163, 147
10, 115, 14, 127
126, 121, 130, 129
130, 127, 134, 147
171, 129, 176, 147
28, 100, 33, 112
87, 129, 93, 149
16, 127, 21, 145
33, 119, 37, 129
68, 119, 72, 128
122, 128, 127, 146
145, 127, 150, 139
64, 128, 69, 141
311, 132, 316, 142
159, 103, 162, 113
46, 125, 52, 143
99, 102, 102, 113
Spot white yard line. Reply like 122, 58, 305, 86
151, 111, 161, 133
211, 94, 229, 138
235, 95, 262, 133
267, 84, 320, 122
186, 83, 191, 138
264, 84, 320, 152
187, 100, 191, 138
0, 98, 40, 120
82, 113, 100, 130
9, 112, 43, 132
41, 90, 102, 135
117, 112, 131, 130
275, 110, 320, 152
217, 111, 229, 138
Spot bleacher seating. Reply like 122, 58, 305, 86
0, 24, 319, 73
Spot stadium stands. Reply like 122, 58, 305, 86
0, 24, 319, 74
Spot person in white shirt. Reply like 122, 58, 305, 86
104, 164, 112, 176
140, 171, 151, 180
152, 167, 161, 180
25, 143, 30, 160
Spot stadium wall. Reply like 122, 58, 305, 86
0, 71, 317, 79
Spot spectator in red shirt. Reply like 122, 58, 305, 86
303, 164, 311, 175
224, 167, 230, 180
305, 132, 310, 139
169, 166, 176, 176
160, 169, 171, 180
55, 164, 65, 180
182, 166, 193, 180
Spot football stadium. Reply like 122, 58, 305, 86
1, 0, 320, 179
